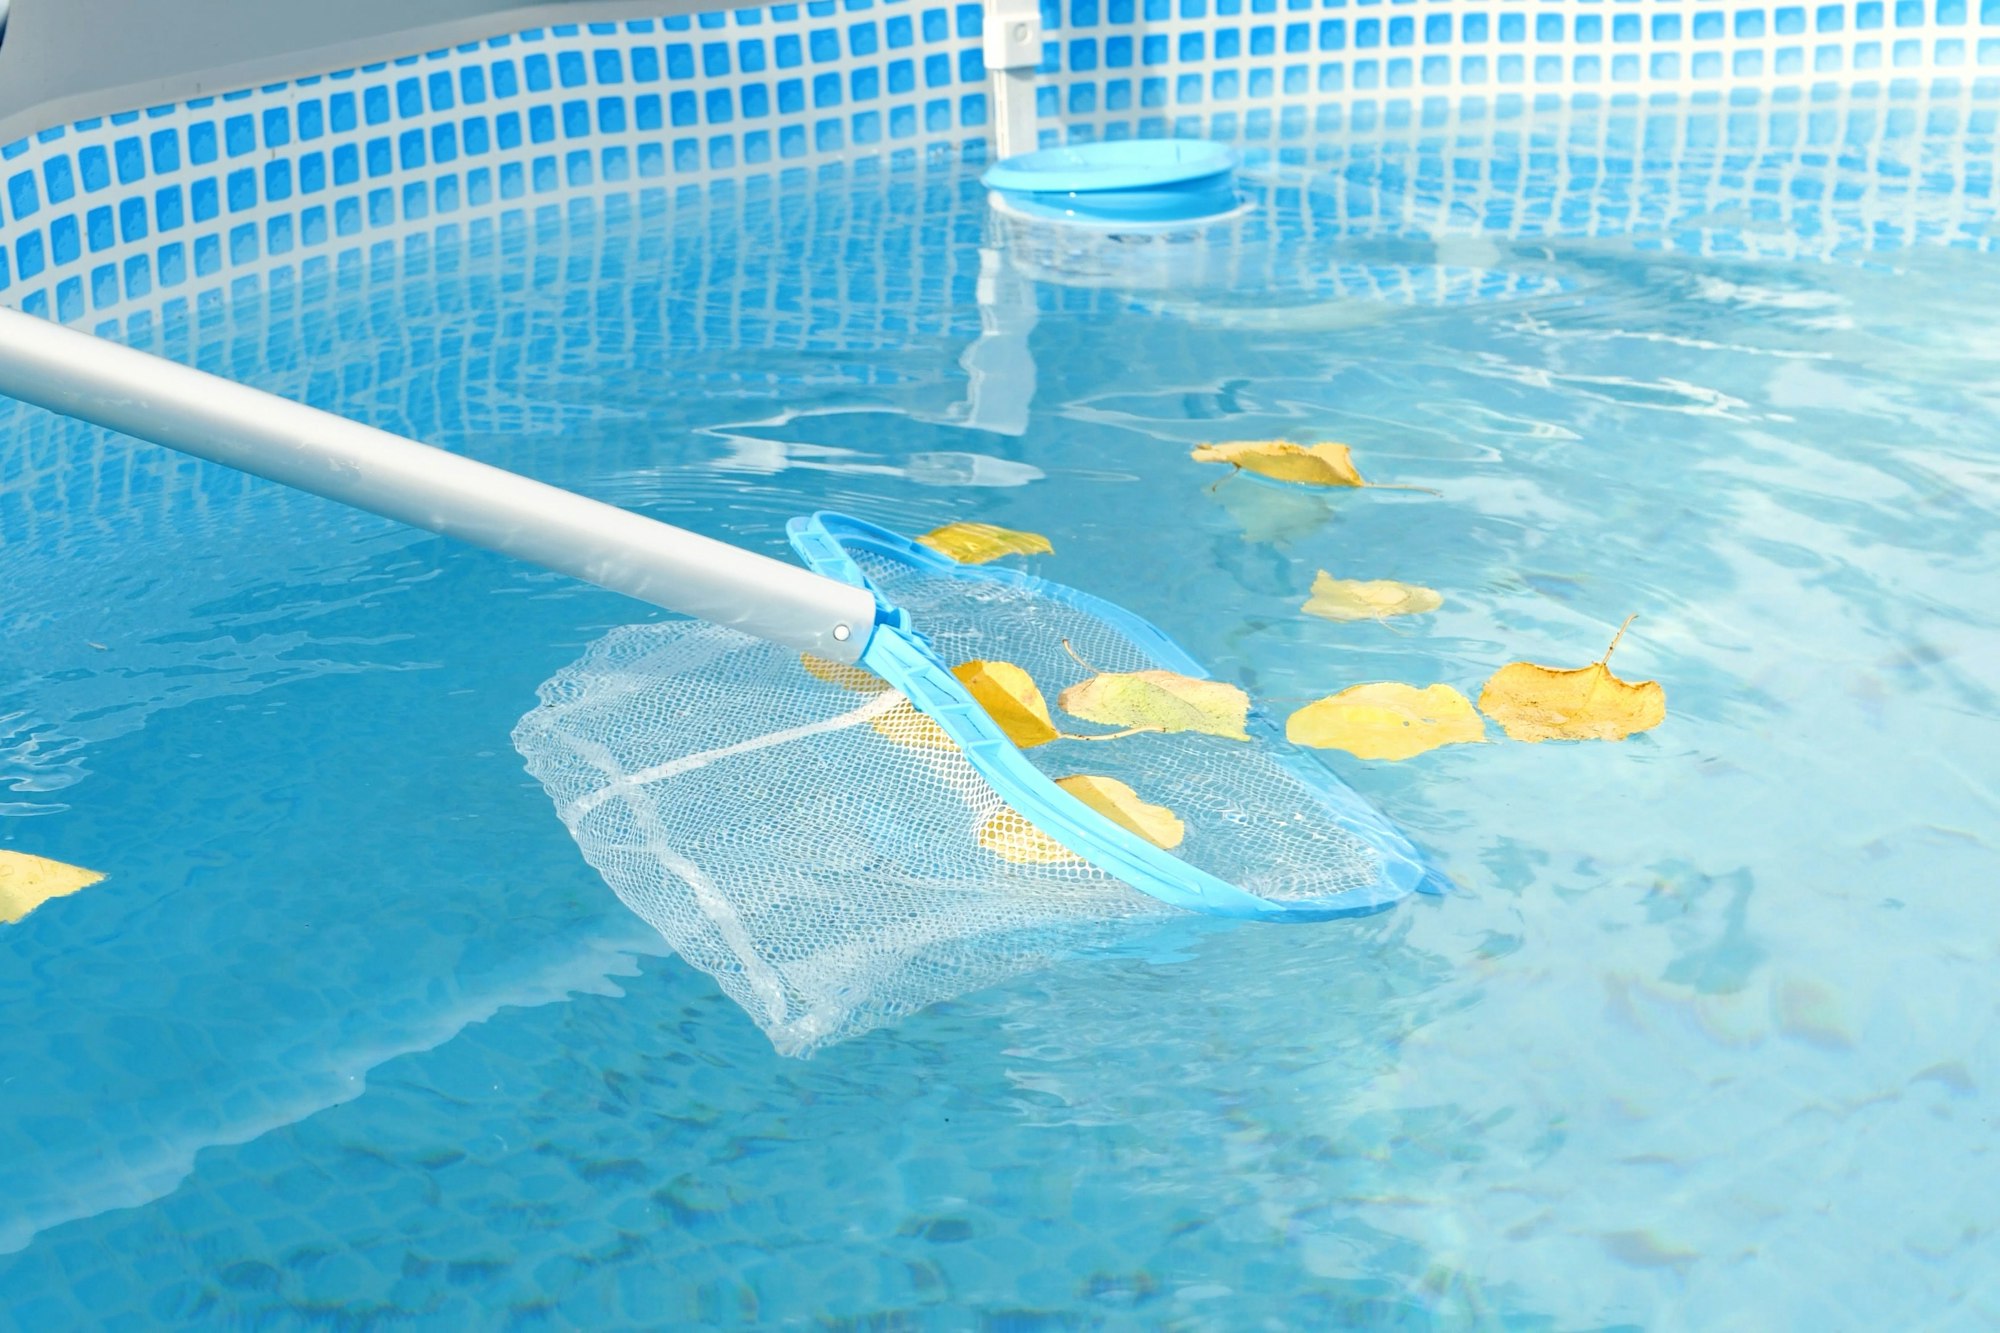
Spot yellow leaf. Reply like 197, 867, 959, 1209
1191, 440, 1366, 488
953, 659, 1060, 749
977, 808, 1076, 863
1056, 774, 1184, 850
916, 521, 1054, 565
976, 774, 1185, 864
1059, 665, 1251, 742
868, 660, 1076, 752
1285, 682, 1486, 761
0, 850, 106, 925
1302, 571, 1443, 622
802, 653, 890, 693
870, 701, 957, 750
1477, 616, 1666, 743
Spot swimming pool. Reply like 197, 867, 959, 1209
2, 5, 1998, 1328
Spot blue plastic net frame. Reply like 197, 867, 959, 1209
787, 511, 1443, 922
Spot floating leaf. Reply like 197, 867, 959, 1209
977, 774, 1184, 864
977, 807, 1078, 864
1302, 571, 1443, 623
1286, 683, 1485, 760
1478, 616, 1666, 743
873, 660, 1123, 752
0, 850, 106, 925
1192, 440, 1437, 494
1056, 775, 1184, 851
870, 701, 956, 750
1058, 649, 1251, 742
916, 521, 1054, 564
802, 653, 890, 693
1191, 440, 1366, 488
953, 659, 1060, 749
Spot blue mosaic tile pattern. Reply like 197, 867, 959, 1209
0, 6, 991, 330
1037, 0, 2000, 140
0, 1, 1996, 329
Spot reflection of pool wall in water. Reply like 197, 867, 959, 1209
0, 176, 1004, 802
0, 162, 1005, 524
1000, 87, 2000, 300
1236, 88, 2000, 262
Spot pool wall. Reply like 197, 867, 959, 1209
0, 0, 1993, 333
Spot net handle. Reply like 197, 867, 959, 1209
0, 305, 878, 662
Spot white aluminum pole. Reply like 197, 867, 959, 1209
0, 306, 879, 662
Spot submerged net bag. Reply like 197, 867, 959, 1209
513, 623, 1176, 1054
514, 512, 1432, 1054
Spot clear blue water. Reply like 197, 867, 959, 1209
3, 84, 1997, 1328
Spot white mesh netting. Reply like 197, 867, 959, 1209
849, 548, 1387, 906
514, 546, 1402, 1055
512, 621, 1176, 1056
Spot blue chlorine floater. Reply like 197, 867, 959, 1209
981, 139, 1240, 224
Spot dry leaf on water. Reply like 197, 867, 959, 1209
1477, 615, 1666, 743
978, 775, 1185, 864
805, 652, 952, 748
869, 701, 956, 750
1192, 440, 1367, 487
1058, 644, 1252, 742
1302, 571, 1443, 623
1286, 682, 1486, 761
0, 850, 106, 925
916, 521, 1054, 565
1057, 775, 1185, 850
870, 672, 1035, 752
977, 808, 1077, 864
868, 658, 1143, 752
802, 653, 890, 693
953, 659, 1061, 748
1190, 440, 1437, 494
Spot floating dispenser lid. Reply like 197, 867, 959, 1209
981, 140, 1240, 225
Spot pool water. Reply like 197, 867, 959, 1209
2, 84, 1997, 1327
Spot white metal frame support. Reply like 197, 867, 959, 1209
982, 0, 1041, 159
